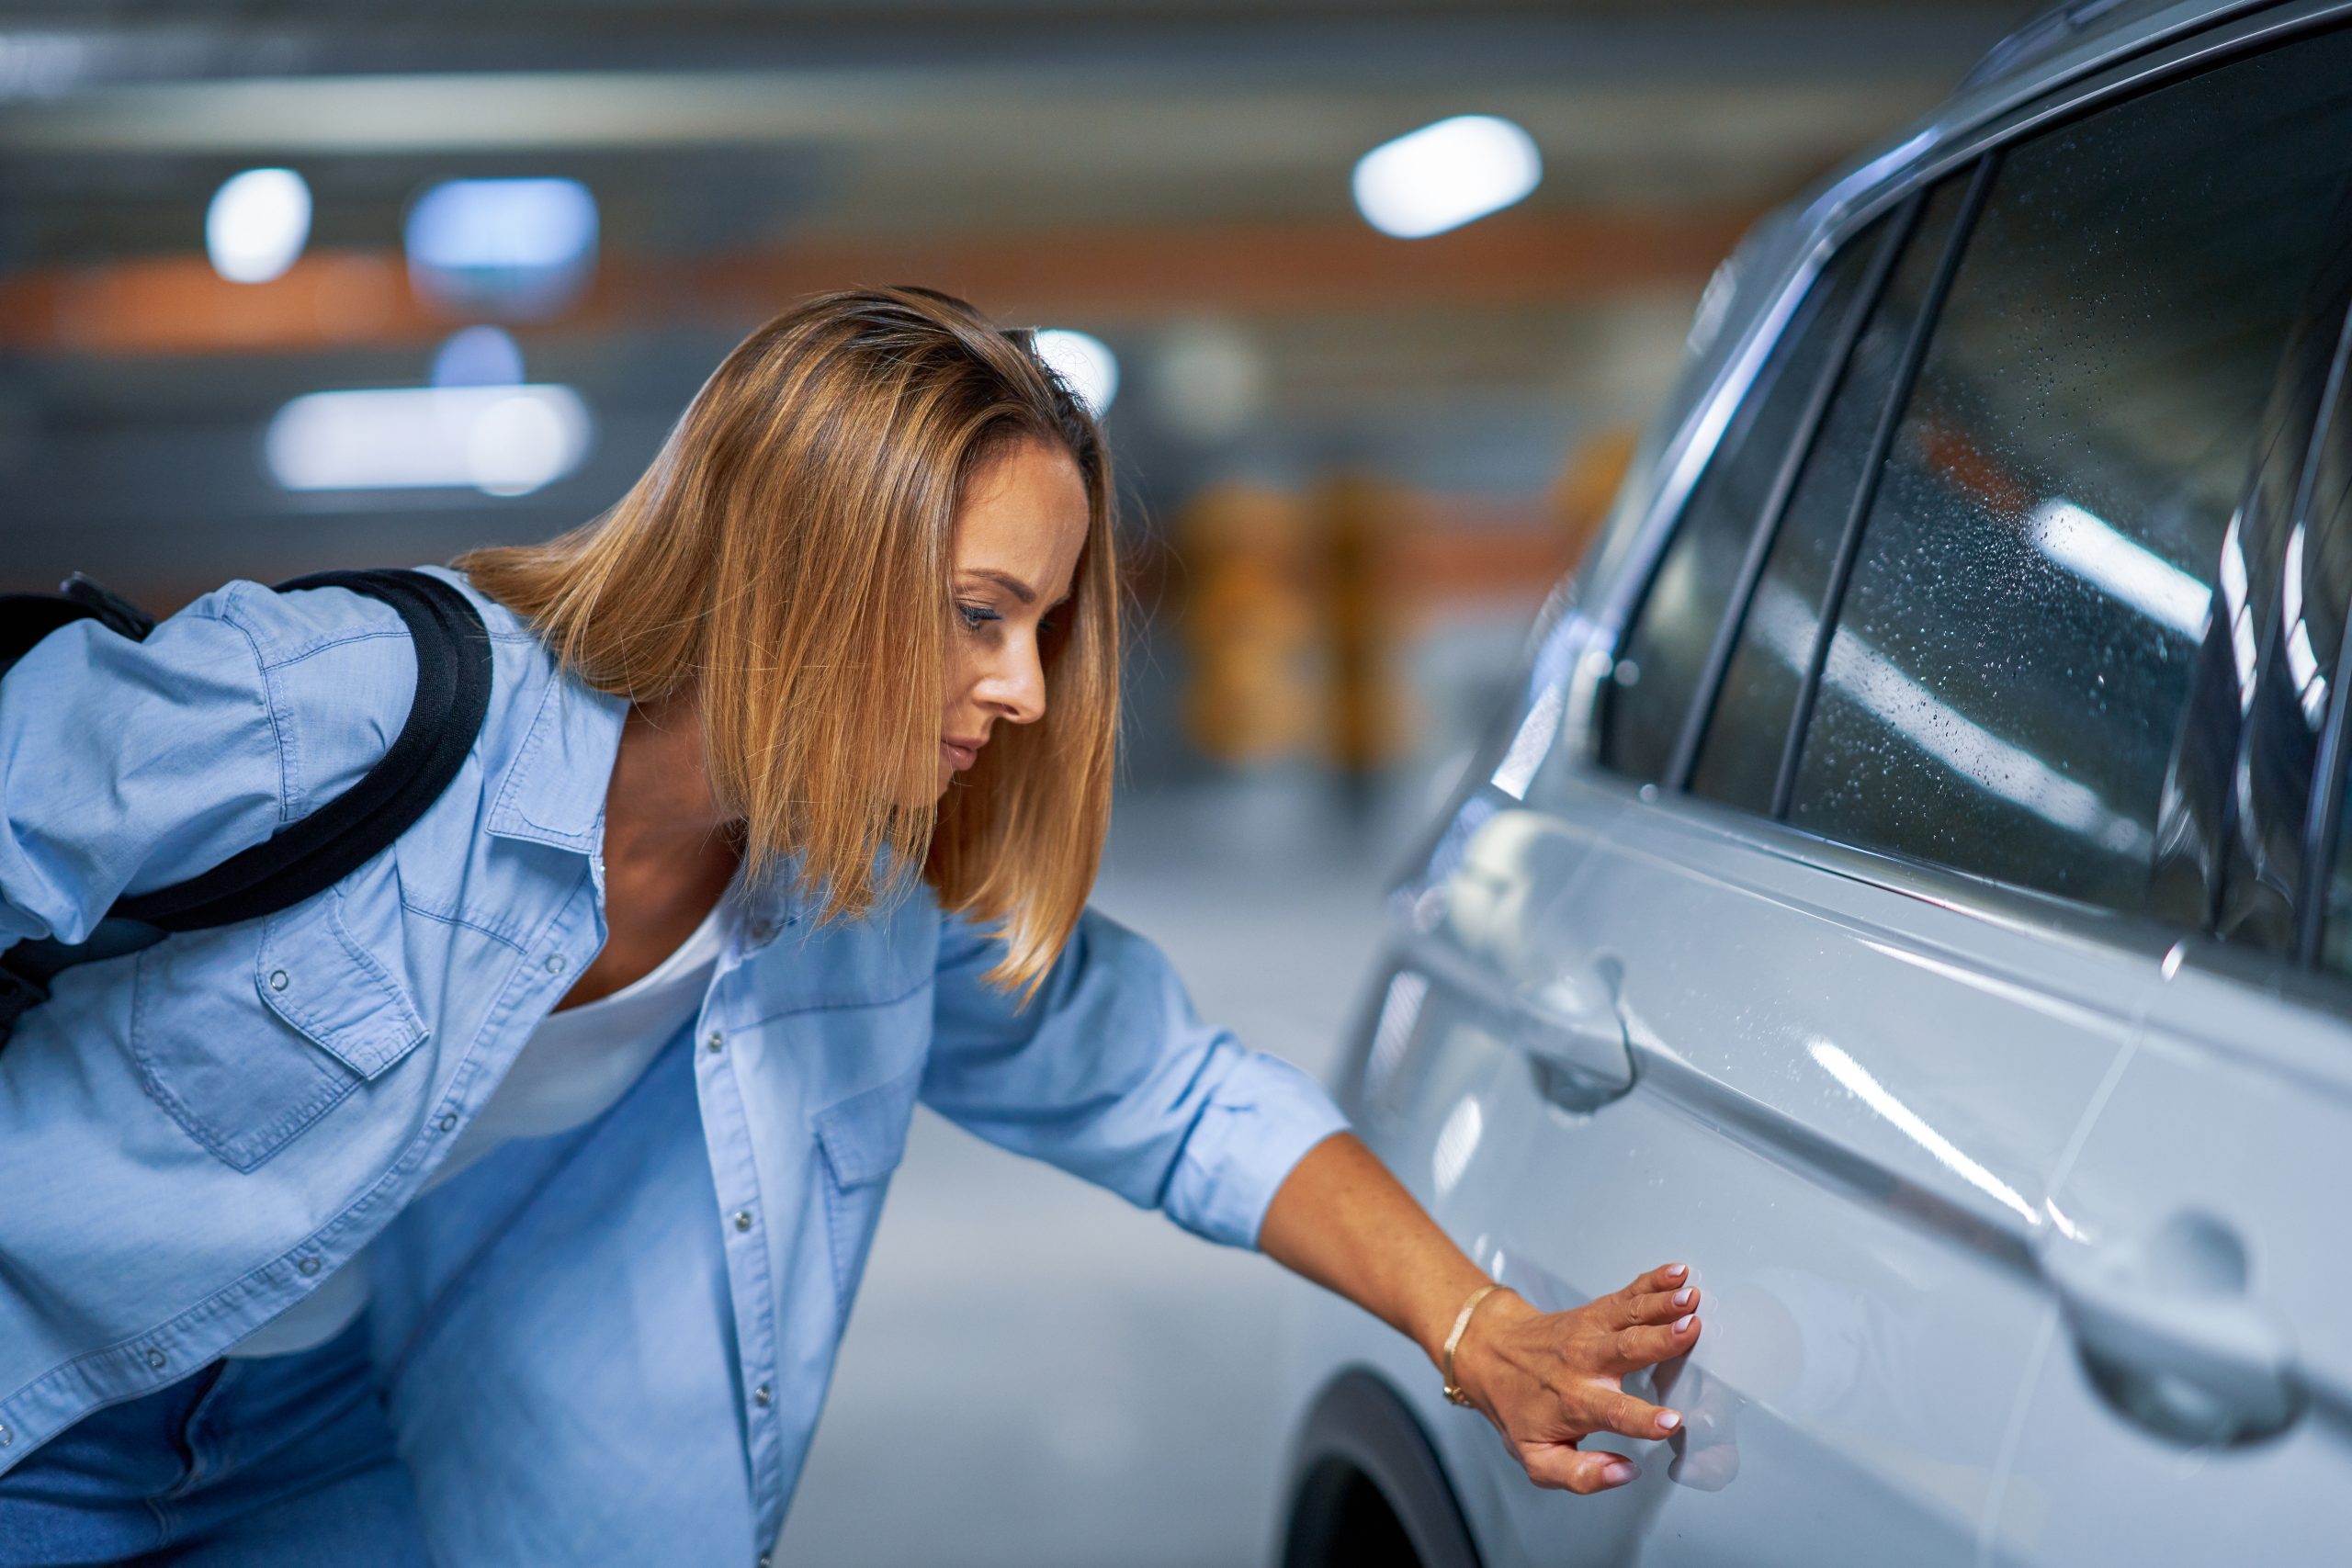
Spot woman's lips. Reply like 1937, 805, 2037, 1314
941, 739, 980, 771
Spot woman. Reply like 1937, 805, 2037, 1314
0, 287, 1700, 1565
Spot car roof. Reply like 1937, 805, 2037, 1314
1961, 0, 2274, 93
1569, 0, 2311, 626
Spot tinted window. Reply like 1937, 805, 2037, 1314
1597, 220, 1892, 782
1691, 182, 1973, 812
2198, 231, 2352, 948
1787, 31, 2352, 915
2303, 344, 2352, 974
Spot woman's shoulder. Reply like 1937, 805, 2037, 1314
197, 567, 562, 822
199, 565, 537, 668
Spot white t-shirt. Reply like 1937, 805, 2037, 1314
229, 901, 728, 1358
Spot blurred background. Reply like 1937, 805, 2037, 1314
0, 2, 2029, 1562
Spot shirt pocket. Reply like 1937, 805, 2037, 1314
811, 1063, 922, 1317
130, 882, 428, 1172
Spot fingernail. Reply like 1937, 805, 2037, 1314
1674, 1313, 1695, 1333
1672, 1288, 1694, 1309
1602, 1461, 1638, 1486
1657, 1410, 1682, 1433
1666, 1263, 1688, 1280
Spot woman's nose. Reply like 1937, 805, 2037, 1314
979, 639, 1046, 726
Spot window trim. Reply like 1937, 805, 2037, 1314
1575, 1, 2352, 956
1600, 1, 2352, 781
1770, 153, 2000, 821
1662, 197, 1923, 793
1568, 761, 2352, 1089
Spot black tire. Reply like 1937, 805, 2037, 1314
1280, 1369, 1484, 1568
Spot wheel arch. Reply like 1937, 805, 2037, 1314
1279, 1366, 1485, 1568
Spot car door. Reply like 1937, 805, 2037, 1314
1988, 96, 2352, 1555
1385, 17, 2352, 1565
1384, 164, 2074, 1567
1988, 950, 2352, 1564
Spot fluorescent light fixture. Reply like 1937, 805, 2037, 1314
206, 168, 311, 284
431, 324, 526, 388
2026, 498, 2209, 640
266, 385, 592, 497
405, 177, 597, 317
1352, 115, 1541, 239
1034, 328, 1118, 415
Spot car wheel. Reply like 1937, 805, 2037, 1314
1281, 1370, 1482, 1568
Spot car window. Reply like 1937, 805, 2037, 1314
1690, 180, 1973, 814
1784, 28, 2352, 917
1595, 218, 1892, 784
2301, 337, 2352, 975
2191, 229, 2352, 949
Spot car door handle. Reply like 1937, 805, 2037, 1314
2043, 1213, 2301, 1444
1401, 933, 1634, 1111
1512, 986, 1635, 1109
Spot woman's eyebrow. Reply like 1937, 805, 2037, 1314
965, 568, 1037, 605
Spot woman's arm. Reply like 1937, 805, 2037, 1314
1259, 1131, 1700, 1495
0, 593, 285, 945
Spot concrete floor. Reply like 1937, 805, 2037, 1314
775, 777, 1423, 1568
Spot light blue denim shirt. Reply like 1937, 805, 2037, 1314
0, 570, 1350, 1565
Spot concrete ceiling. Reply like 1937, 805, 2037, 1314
0, 0, 2034, 601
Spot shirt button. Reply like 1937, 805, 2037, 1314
706, 1031, 724, 1055
732, 1211, 752, 1233
144, 1348, 166, 1370
298, 1256, 322, 1277
267, 969, 289, 992
0, 1425, 13, 1447
757, 1555, 771, 1567
752, 1384, 771, 1407
543, 954, 566, 975
438, 1112, 458, 1133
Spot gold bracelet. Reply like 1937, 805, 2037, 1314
1441, 1281, 1505, 1407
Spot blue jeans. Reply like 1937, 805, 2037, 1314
0, 1317, 428, 1566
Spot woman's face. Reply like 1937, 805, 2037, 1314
938, 437, 1090, 796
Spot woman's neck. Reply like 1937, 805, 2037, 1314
603, 687, 733, 863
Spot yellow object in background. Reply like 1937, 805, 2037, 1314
1317, 474, 1414, 779
1173, 484, 1319, 764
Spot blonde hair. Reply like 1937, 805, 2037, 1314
458, 286, 1118, 995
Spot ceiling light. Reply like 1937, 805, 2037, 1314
1352, 116, 1542, 240
206, 168, 311, 284
1034, 328, 1118, 416
265, 385, 592, 497
431, 324, 526, 388
405, 177, 598, 318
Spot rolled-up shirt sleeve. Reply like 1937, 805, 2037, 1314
0, 592, 284, 946
924, 907, 1351, 1250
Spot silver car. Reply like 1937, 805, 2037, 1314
1277, 3, 2352, 1562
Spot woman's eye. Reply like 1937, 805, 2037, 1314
957, 603, 1001, 631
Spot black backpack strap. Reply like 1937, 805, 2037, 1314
59, 572, 160, 641
110, 569, 493, 933
0, 596, 105, 667
0, 573, 163, 664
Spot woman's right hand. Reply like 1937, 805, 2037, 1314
1451, 1264, 1702, 1495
